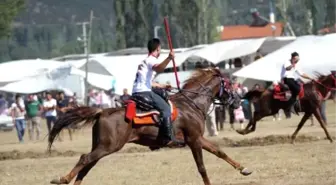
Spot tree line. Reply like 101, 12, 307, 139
0, 0, 334, 63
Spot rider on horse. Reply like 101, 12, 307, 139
281, 52, 312, 114
132, 38, 184, 146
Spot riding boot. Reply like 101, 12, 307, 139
159, 117, 185, 147
289, 96, 300, 116
293, 97, 301, 114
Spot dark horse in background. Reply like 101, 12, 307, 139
48, 68, 252, 185
237, 72, 336, 143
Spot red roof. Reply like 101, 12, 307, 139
221, 22, 284, 40
318, 24, 336, 34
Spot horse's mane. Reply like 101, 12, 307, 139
182, 68, 222, 89
314, 72, 331, 82
303, 72, 334, 97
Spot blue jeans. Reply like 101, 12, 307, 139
321, 101, 327, 123
46, 116, 57, 134
133, 91, 171, 118
242, 100, 251, 120
15, 119, 26, 142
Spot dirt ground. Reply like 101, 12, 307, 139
0, 102, 335, 185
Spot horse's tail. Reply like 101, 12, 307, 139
48, 106, 103, 151
243, 90, 264, 101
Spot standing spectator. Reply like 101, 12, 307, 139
206, 104, 218, 136
311, 90, 335, 126
56, 91, 69, 114
234, 105, 245, 129
100, 90, 111, 108
321, 91, 332, 124
72, 92, 77, 104
11, 94, 26, 143
94, 90, 102, 108
214, 105, 225, 131
0, 94, 7, 115
120, 88, 131, 106
25, 94, 42, 140
241, 87, 251, 120
57, 91, 72, 141
43, 92, 57, 134
88, 89, 97, 107
37, 93, 44, 104
228, 81, 239, 130
110, 88, 121, 108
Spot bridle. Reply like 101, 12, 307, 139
170, 75, 236, 119
313, 73, 336, 91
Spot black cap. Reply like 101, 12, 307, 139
291, 52, 299, 58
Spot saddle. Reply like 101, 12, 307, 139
273, 83, 304, 101
124, 89, 178, 126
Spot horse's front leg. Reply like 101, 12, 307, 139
188, 138, 211, 185
200, 136, 252, 176
312, 108, 333, 143
290, 112, 311, 144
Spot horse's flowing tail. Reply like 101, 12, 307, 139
48, 106, 103, 151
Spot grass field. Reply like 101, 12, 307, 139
0, 102, 335, 185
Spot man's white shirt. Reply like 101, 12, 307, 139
280, 60, 303, 80
132, 55, 159, 93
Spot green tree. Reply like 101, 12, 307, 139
325, 0, 336, 28
0, 0, 24, 38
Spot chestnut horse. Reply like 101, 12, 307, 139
237, 73, 336, 143
48, 68, 252, 185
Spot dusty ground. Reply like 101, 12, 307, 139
0, 102, 335, 185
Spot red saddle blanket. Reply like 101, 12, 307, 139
125, 100, 178, 125
273, 83, 304, 101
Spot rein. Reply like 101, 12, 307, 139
171, 86, 213, 119
170, 77, 230, 119
313, 74, 336, 91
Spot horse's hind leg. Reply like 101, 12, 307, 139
312, 108, 333, 143
50, 121, 129, 184
199, 136, 252, 176
73, 124, 100, 185
73, 160, 99, 185
50, 145, 111, 184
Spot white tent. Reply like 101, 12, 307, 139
154, 71, 194, 88
233, 34, 336, 82
191, 38, 266, 64
78, 51, 206, 94
0, 59, 63, 83
0, 64, 115, 98
158, 45, 207, 68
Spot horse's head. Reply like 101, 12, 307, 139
315, 71, 336, 90
182, 67, 241, 109
328, 71, 336, 89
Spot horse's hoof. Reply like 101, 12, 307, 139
240, 167, 252, 176
50, 177, 67, 184
329, 139, 333, 143
50, 178, 61, 184
236, 129, 246, 135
